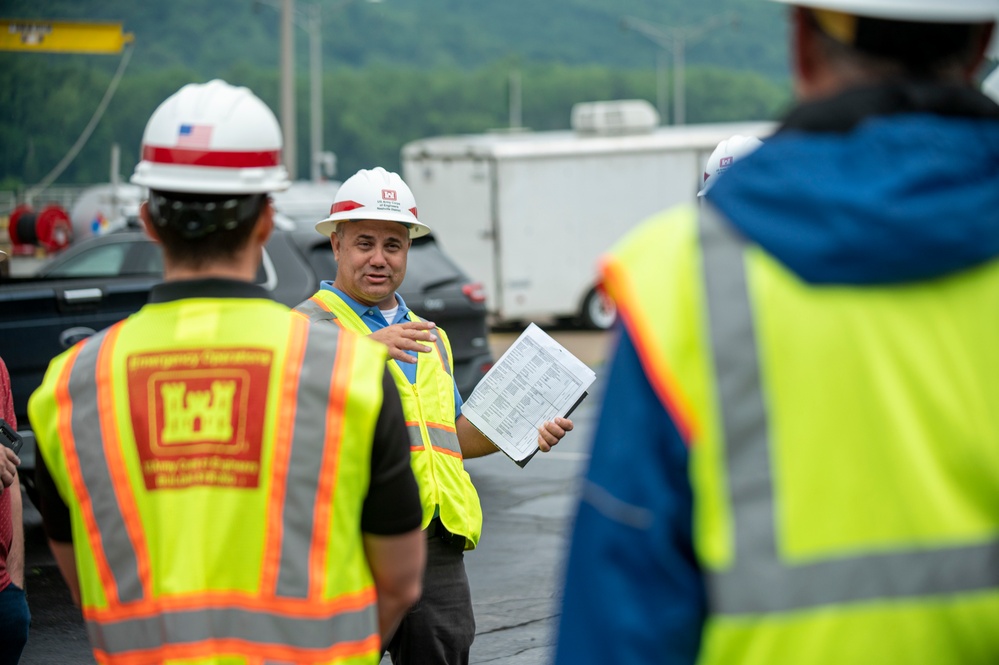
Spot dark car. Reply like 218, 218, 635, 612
0, 217, 494, 502
277, 223, 495, 400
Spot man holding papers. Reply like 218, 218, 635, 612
294, 166, 574, 665
462, 323, 594, 467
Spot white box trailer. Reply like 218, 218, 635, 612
401, 104, 775, 328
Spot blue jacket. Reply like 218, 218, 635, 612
555, 83, 999, 665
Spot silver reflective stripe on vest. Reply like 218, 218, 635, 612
276, 323, 342, 597
65, 319, 376, 655
295, 297, 335, 324
87, 603, 375, 654
410, 316, 458, 453
698, 204, 999, 615
407, 425, 423, 450
430, 330, 452, 377
407, 424, 461, 455
66, 328, 146, 604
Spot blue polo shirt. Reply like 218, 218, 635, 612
320, 281, 462, 413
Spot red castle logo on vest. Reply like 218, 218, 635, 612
126, 348, 271, 490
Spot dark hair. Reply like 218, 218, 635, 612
147, 190, 268, 268
808, 10, 991, 80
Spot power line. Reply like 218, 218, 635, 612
26, 41, 135, 205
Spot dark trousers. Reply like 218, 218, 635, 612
0, 583, 30, 665
386, 535, 475, 665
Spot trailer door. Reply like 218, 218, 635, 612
403, 156, 499, 320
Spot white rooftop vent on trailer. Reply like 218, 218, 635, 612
570, 99, 660, 136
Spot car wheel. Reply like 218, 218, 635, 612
580, 287, 616, 330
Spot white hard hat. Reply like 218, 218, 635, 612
131, 79, 290, 195
984, 68, 999, 103
315, 167, 431, 239
698, 135, 764, 197
769, 0, 999, 22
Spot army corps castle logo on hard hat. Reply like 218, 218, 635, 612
378, 187, 402, 213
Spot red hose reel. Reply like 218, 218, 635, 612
8, 203, 73, 254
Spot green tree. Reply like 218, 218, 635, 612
0, 56, 787, 188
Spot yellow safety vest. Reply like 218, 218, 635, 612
295, 291, 482, 548
29, 295, 388, 665
601, 203, 999, 664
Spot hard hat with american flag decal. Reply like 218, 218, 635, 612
131, 79, 290, 195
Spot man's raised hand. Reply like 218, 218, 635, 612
369, 320, 439, 363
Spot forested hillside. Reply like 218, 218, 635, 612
0, 0, 793, 187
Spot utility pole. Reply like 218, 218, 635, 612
509, 70, 522, 129
673, 30, 685, 126
260, 0, 383, 182
656, 49, 668, 124
280, 0, 297, 180
308, 3, 322, 182
620, 14, 738, 126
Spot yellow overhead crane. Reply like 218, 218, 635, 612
1, 18, 135, 208
0, 19, 133, 54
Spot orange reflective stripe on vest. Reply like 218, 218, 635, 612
53, 315, 378, 660
89, 602, 379, 664
55, 323, 149, 605
406, 422, 462, 458
295, 294, 345, 329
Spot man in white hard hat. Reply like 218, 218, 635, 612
557, 1, 999, 664
697, 134, 764, 198
28, 81, 425, 664
295, 166, 574, 665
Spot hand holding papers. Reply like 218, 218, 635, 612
462, 323, 596, 467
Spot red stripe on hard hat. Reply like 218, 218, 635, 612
330, 200, 364, 215
142, 146, 281, 168
410, 207, 418, 218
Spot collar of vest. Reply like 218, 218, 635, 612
319, 282, 411, 323
150, 278, 270, 303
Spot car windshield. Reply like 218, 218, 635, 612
40, 237, 163, 278
36, 234, 273, 286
